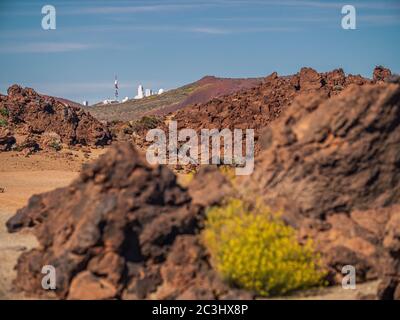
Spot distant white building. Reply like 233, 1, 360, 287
133, 84, 166, 100
122, 97, 129, 103
103, 99, 119, 105
134, 85, 144, 99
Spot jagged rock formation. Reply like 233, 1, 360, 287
251, 83, 400, 220
373, 66, 392, 82
240, 82, 400, 298
170, 67, 373, 152
6, 143, 251, 300
0, 85, 111, 151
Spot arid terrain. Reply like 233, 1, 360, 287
86, 76, 263, 121
0, 148, 379, 300
1, 66, 399, 300
0, 150, 99, 299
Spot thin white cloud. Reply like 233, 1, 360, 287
189, 27, 231, 34
34, 82, 139, 93
0, 42, 95, 53
190, 26, 298, 34
359, 14, 400, 25
0, 24, 297, 40
62, 3, 209, 15
208, 13, 400, 25
219, 0, 400, 10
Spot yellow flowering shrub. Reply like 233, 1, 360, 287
177, 171, 195, 187
203, 199, 326, 296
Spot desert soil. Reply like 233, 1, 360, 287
0, 149, 106, 299
0, 149, 379, 300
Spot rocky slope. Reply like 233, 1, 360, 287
186, 78, 400, 299
0, 85, 111, 153
241, 79, 400, 298
170, 67, 390, 153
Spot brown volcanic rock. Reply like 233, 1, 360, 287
0, 127, 16, 151
298, 67, 324, 91
188, 166, 234, 208
373, 66, 392, 82
377, 209, 400, 299
171, 68, 371, 153
250, 83, 400, 221
7, 143, 246, 299
1, 85, 111, 148
241, 82, 400, 297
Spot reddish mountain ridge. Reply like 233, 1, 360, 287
86, 76, 263, 121
171, 67, 391, 152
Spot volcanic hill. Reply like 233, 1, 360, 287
85, 76, 263, 121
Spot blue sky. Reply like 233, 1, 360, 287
0, 0, 399, 103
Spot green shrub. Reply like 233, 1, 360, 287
0, 107, 9, 117
132, 115, 161, 132
203, 199, 326, 296
0, 118, 8, 127
49, 141, 62, 151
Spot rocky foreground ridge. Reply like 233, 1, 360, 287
193, 79, 400, 299
4, 66, 400, 300
6, 143, 251, 299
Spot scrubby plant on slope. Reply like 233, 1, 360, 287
0, 118, 8, 127
131, 115, 161, 132
0, 107, 9, 117
203, 199, 326, 296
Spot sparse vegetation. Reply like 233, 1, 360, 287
41, 132, 62, 151
49, 141, 62, 151
203, 199, 327, 296
84, 77, 262, 122
177, 171, 196, 187
0, 107, 9, 117
131, 115, 162, 132
0, 119, 8, 127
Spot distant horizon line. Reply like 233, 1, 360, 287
1, 65, 396, 104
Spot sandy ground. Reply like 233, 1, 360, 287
0, 149, 379, 300
275, 280, 379, 300
0, 149, 105, 299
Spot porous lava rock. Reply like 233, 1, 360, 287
0, 85, 111, 149
373, 66, 392, 82
241, 82, 400, 298
6, 143, 251, 299
171, 67, 373, 154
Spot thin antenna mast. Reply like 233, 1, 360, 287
114, 75, 119, 101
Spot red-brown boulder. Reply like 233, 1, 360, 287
1, 85, 111, 147
6, 143, 250, 299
